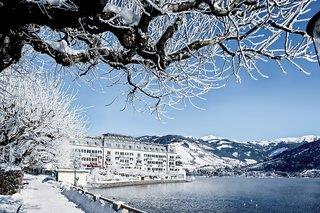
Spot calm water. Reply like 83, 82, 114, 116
90, 177, 320, 213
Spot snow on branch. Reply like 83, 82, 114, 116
0, 0, 317, 114
0, 66, 86, 168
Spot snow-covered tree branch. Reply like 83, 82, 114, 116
0, 0, 317, 113
0, 67, 85, 167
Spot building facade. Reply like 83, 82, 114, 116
70, 134, 185, 180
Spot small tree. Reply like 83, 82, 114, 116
0, 67, 85, 168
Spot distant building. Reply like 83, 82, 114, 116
70, 133, 185, 180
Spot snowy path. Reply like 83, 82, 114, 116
20, 175, 84, 213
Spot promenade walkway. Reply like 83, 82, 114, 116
0, 174, 84, 213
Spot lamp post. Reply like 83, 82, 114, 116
306, 11, 320, 66
73, 158, 81, 187
101, 135, 105, 169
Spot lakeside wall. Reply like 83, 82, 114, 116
88, 179, 189, 189
62, 186, 145, 213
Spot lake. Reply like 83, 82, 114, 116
90, 177, 320, 212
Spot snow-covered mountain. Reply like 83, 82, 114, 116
249, 139, 320, 173
248, 135, 319, 147
137, 134, 319, 172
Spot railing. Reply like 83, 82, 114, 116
70, 186, 145, 213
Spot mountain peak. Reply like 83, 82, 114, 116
200, 135, 222, 141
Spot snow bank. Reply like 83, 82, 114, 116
0, 163, 21, 172
0, 194, 23, 213
62, 186, 132, 213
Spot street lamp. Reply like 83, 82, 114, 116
306, 11, 320, 66
101, 134, 106, 169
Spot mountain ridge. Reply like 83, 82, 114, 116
136, 134, 319, 173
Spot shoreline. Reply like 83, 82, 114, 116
87, 179, 190, 189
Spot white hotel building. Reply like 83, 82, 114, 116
70, 134, 186, 180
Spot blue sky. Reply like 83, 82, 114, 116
65, 59, 320, 141
62, 3, 320, 141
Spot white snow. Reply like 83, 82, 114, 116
0, 194, 22, 213
0, 163, 21, 172
172, 141, 241, 171
269, 147, 288, 157
217, 141, 231, 145
216, 144, 232, 150
5, 175, 84, 213
244, 159, 257, 165
198, 144, 214, 150
275, 135, 319, 143
201, 135, 221, 141
249, 135, 319, 147
28, 0, 68, 7
48, 40, 84, 55
62, 187, 115, 213
232, 152, 239, 158
221, 157, 244, 166
103, 4, 139, 25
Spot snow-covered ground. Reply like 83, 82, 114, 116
0, 175, 84, 213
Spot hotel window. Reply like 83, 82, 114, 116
107, 151, 111, 155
